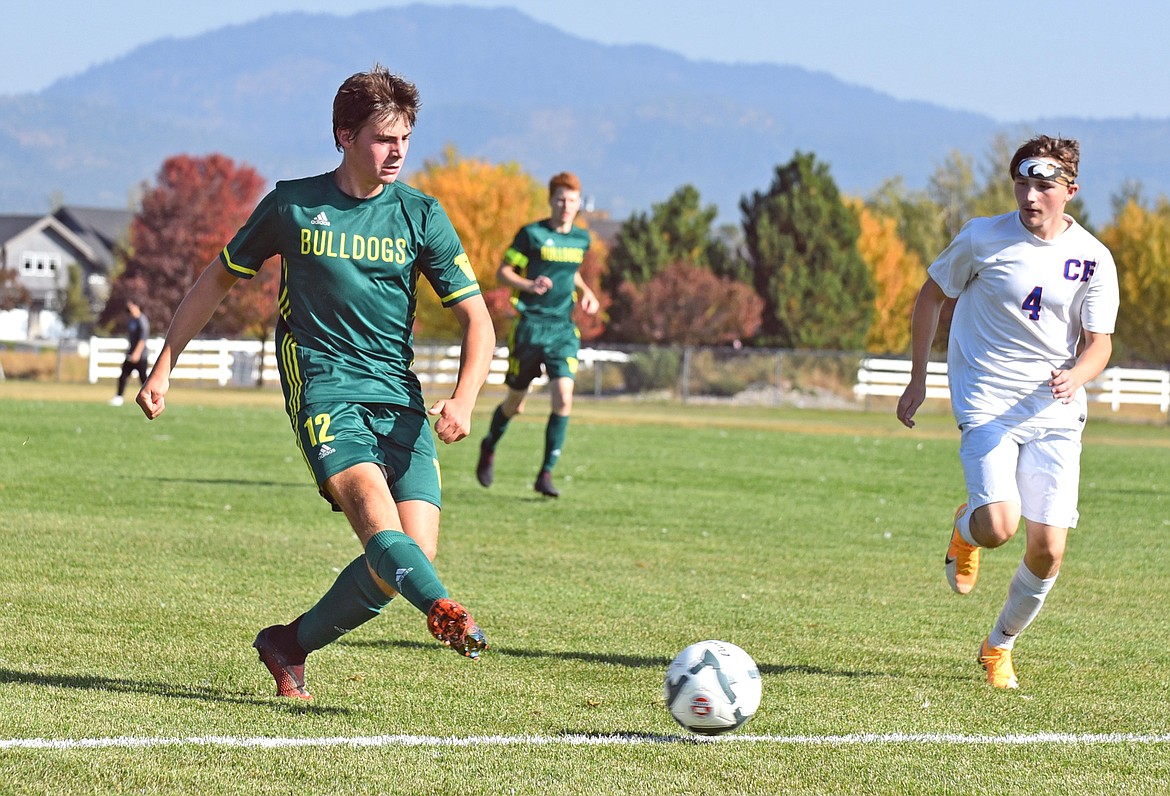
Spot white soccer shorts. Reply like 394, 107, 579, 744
958, 420, 1083, 529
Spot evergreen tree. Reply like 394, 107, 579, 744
741, 152, 873, 350
60, 263, 95, 334
604, 185, 730, 295
603, 184, 738, 343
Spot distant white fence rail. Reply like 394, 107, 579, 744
854, 358, 950, 401
86, 337, 629, 389
88, 337, 275, 386
855, 357, 1170, 413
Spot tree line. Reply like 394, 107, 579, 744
101, 139, 1169, 366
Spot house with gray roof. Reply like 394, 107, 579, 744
0, 206, 132, 340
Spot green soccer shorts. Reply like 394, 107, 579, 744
505, 317, 580, 390
292, 400, 442, 510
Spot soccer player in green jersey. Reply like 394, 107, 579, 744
136, 65, 495, 700
476, 172, 599, 497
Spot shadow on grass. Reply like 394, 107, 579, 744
0, 667, 349, 714
342, 639, 884, 679
154, 476, 304, 489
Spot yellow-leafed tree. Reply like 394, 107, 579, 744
1099, 198, 1170, 365
410, 147, 547, 340
849, 199, 927, 354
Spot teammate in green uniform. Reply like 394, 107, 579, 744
476, 172, 599, 497
137, 65, 495, 700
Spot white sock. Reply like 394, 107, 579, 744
988, 562, 1058, 650
957, 506, 980, 547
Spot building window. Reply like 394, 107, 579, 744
21, 252, 62, 274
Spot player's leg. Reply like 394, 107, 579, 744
254, 461, 399, 700
110, 359, 134, 404
534, 377, 574, 497
949, 422, 1024, 594
364, 407, 485, 657
980, 428, 1079, 688
479, 320, 540, 487
396, 499, 487, 658
478, 386, 528, 487
253, 403, 402, 697
979, 521, 1065, 689
987, 521, 1065, 647
534, 328, 580, 497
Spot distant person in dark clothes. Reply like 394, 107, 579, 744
109, 299, 149, 406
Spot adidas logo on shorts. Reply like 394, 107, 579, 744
317, 444, 336, 460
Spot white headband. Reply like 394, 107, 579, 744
1018, 157, 1074, 186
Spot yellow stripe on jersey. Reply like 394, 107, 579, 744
278, 259, 291, 320
503, 247, 529, 272
278, 331, 313, 475
279, 332, 304, 421
439, 283, 481, 307
221, 246, 259, 278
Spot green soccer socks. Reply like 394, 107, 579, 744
296, 555, 393, 653
482, 404, 512, 450
542, 412, 569, 472
363, 529, 448, 614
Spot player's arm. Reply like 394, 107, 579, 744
137, 261, 238, 419
896, 277, 949, 428
428, 294, 495, 444
573, 271, 599, 315
497, 261, 550, 295
1050, 330, 1113, 404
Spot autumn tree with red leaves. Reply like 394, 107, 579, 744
102, 154, 277, 342
606, 262, 762, 346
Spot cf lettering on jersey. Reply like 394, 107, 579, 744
1063, 258, 1097, 282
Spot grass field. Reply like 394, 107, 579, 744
1, 383, 1168, 795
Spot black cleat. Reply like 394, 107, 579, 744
476, 440, 495, 487
533, 469, 559, 498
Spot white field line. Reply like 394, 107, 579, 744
3, 732, 1170, 751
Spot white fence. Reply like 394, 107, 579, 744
88, 337, 275, 386
855, 357, 1170, 413
87, 337, 629, 388
82, 339, 1170, 409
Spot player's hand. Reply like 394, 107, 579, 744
580, 290, 600, 315
1049, 368, 1081, 404
428, 396, 474, 444
896, 383, 925, 428
136, 374, 169, 420
530, 275, 552, 295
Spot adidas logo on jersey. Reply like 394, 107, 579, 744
317, 444, 336, 460
310, 211, 330, 226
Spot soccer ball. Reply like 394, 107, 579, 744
664, 640, 762, 736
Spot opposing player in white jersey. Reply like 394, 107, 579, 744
896, 135, 1119, 688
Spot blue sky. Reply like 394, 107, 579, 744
7, 1, 1169, 122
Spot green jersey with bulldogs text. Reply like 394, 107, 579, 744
220, 173, 481, 412
504, 221, 591, 321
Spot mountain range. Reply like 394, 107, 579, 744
2, 4, 1166, 226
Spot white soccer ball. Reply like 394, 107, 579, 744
664, 640, 762, 736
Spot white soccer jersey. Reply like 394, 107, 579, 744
928, 211, 1119, 428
